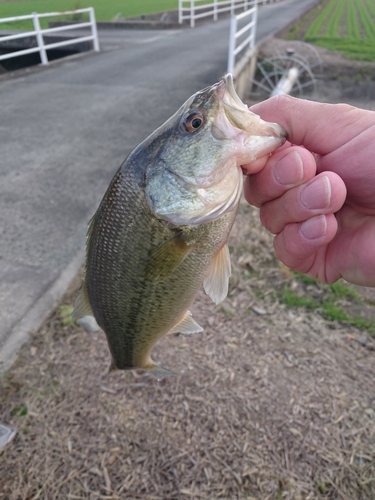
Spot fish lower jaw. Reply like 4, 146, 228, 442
242, 135, 285, 160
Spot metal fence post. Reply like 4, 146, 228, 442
227, 14, 236, 73
251, 1, 258, 49
190, 0, 195, 28
89, 7, 100, 52
214, 0, 218, 21
32, 12, 48, 65
231, 0, 234, 15
178, 0, 182, 24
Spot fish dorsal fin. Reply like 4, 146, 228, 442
144, 232, 194, 281
73, 216, 96, 321
168, 310, 203, 335
86, 215, 95, 250
203, 243, 231, 305
73, 282, 94, 320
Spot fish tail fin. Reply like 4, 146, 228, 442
107, 360, 175, 380
147, 361, 175, 380
108, 360, 118, 374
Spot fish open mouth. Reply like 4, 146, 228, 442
213, 73, 287, 153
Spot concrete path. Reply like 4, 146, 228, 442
0, 0, 319, 370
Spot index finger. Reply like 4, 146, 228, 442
250, 95, 375, 155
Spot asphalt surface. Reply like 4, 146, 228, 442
0, 0, 320, 370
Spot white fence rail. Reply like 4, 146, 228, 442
179, 0, 274, 28
227, 3, 257, 74
0, 8, 99, 65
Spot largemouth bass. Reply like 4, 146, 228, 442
73, 74, 286, 376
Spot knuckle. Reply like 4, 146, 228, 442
259, 205, 280, 234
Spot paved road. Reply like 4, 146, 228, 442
0, 0, 319, 369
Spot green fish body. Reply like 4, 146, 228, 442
74, 74, 286, 375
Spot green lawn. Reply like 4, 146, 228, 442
0, 0, 179, 29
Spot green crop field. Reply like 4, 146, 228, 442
0, 0, 179, 29
296, 0, 375, 61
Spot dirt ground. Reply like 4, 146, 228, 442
1, 43, 375, 500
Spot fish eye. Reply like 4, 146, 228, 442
183, 112, 205, 132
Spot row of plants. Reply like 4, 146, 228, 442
324, 0, 344, 38
300, 0, 375, 61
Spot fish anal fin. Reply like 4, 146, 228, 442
168, 310, 203, 335
203, 243, 231, 305
73, 282, 94, 320
144, 232, 194, 281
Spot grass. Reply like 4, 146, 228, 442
11, 402, 28, 417
58, 304, 75, 327
281, 273, 375, 336
288, 0, 375, 61
282, 286, 318, 309
0, 0, 180, 29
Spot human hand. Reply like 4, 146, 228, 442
243, 95, 375, 287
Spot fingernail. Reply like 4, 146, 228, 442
274, 151, 303, 186
301, 215, 327, 240
301, 175, 331, 210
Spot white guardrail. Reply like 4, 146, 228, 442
178, 0, 274, 28
0, 7, 99, 65
227, 2, 257, 74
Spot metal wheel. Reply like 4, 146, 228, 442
250, 41, 322, 100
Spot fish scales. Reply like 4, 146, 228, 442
86, 157, 236, 370
74, 74, 286, 375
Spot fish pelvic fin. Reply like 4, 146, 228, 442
168, 310, 203, 335
203, 243, 231, 304
72, 282, 94, 320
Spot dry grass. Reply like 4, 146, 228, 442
1, 198, 375, 500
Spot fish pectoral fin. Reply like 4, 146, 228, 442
203, 243, 231, 305
144, 232, 194, 280
72, 282, 94, 319
168, 310, 203, 335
